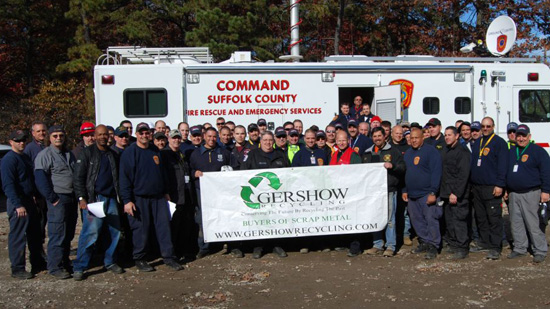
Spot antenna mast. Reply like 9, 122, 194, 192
280, 0, 304, 62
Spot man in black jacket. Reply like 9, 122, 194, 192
161, 129, 196, 261
440, 126, 471, 259
72, 125, 124, 280
241, 131, 289, 258
362, 127, 405, 257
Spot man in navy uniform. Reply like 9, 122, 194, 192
402, 128, 442, 259
119, 122, 183, 272
347, 119, 373, 154
469, 117, 508, 260
506, 124, 550, 263
292, 129, 327, 167
1, 130, 46, 279
189, 127, 233, 258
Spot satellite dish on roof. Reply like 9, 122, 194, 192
486, 15, 517, 56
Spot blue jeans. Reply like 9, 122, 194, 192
46, 193, 77, 274
373, 192, 397, 251
73, 195, 121, 272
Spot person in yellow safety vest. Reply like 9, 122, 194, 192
286, 129, 302, 164
507, 122, 518, 149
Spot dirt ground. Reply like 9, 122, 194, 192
1, 195, 550, 309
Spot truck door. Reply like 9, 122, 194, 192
373, 85, 402, 125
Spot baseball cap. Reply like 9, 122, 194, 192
516, 124, 530, 136
136, 122, 150, 132
114, 126, 129, 137
80, 122, 95, 135
288, 129, 299, 137
248, 123, 259, 132
48, 125, 65, 135
507, 122, 518, 133
274, 126, 287, 137
168, 129, 182, 138
153, 132, 166, 140
347, 119, 358, 127
316, 130, 327, 139
106, 125, 115, 132
190, 125, 202, 136
371, 116, 382, 123
257, 118, 267, 126
426, 118, 441, 126
410, 122, 422, 129
471, 121, 481, 131
335, 123, 344, 130
404, 130, 411, 137
9, 130, 27, 142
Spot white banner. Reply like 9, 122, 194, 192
200, 163, 388, 242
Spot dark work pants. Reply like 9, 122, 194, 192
472, 185, 503, 252
46, 193, 77, 273
171, 204, 197, 258
7, 198, 45, 272
128, 196, 175, 261
35, 196, 48, 246
407, 195, 443, 248
443, 199, 470, 251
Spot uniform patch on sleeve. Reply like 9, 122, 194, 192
317, 158, 324, 166
414, 156, 420, 165
153, 155, 160, 165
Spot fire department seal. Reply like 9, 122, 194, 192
521, 154, 529, 162
414, 156, 420, 165
153, 155, 160, 165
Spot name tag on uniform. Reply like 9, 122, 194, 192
185, 176, 190, 183
513, 164, 518, 173
477, 159, 481, 167
310, 156, 316, 165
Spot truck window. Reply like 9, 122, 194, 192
454, 97, 471, 114
423, 97, 439, 115
519, 90, 550, 123
124, 89, 167, 117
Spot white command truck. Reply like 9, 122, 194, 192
94, 47, 550, 149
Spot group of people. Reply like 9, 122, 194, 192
2, 97, 549, 281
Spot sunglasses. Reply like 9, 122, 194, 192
284, 128, 292, 131
482, 125, 492, 128
217, 122, 225, 125
12, 139, 26, 143
507, 130, 516, 134
52, 134, 65, 138
137, 131, 151, 135
276, 136, 287, 139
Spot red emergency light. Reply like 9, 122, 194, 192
102, 75, 115, 85
527, 73, 539, 82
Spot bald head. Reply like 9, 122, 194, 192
95, 125, 109, 147
409, 128, 423, 149
336, 130, 349, 150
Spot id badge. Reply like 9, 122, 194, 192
477, 159, 481, 167
185, 176, 190, 183
310, 156, 316, 165
513, 164, 518, 173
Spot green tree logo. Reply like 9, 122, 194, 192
240, 172, 282, 209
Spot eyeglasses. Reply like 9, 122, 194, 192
276, 136, 286, 139
52, 134, 65, 138
326, 130, 336, 133
482, 125, 492, 128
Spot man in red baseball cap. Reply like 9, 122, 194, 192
72, 122, 96, 158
